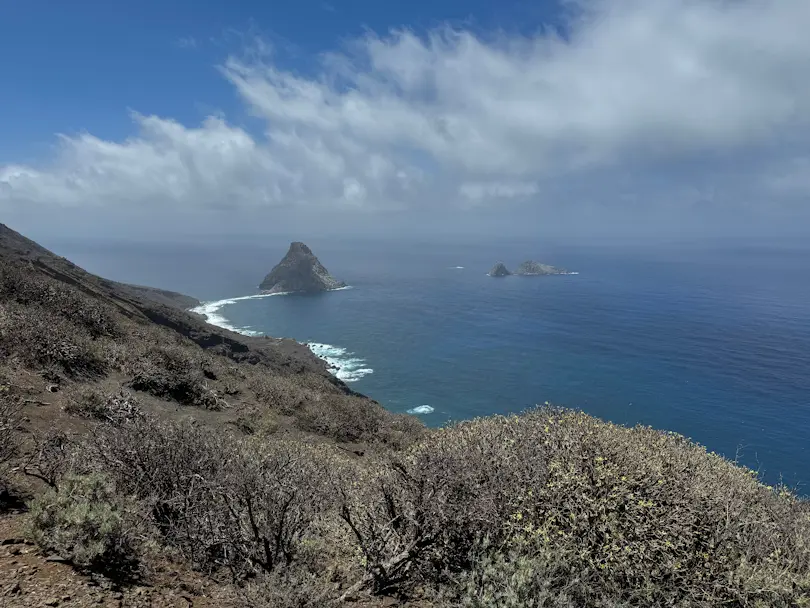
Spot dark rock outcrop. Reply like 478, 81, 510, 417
514, 260, 568, 276
259, 242, 346, 294
488, 262, 512, 277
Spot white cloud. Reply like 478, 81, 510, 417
460, 181, 539, 202
3, 0, 810, 217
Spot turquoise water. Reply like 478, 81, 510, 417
59, 237, 810, 490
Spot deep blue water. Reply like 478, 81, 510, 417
52, 236, 810, 490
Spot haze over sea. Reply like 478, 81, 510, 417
53, 235, 810, 490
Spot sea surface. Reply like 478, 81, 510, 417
52, 236, 810, 490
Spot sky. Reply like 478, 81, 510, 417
2, 0, 810, 242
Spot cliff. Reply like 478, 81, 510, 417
259, 242, 346, 294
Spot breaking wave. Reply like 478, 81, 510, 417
190, 293, 288, 336
307, 342, 373, 382
407, 405, 435, 415
192, 289, 371, 383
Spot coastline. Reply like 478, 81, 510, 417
190, 286, 372, 383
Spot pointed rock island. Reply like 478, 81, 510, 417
259, 242, 346, 294
515, 260, 569, 276
488, 262, 512, 277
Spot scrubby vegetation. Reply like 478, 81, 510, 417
0, 382, 21, 503
28, 473, 143, 578
23, 408, 810, 606
128, 344, 224, 408
64, 387, 144, 423
0, 260, 120, 339
0, 301, 109, 379
2, 224, 808, 606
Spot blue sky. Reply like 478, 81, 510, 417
1, 0, 554, 160
2, 0, 810, 240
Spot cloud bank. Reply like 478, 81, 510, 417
2, 0, 810, 230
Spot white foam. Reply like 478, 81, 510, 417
191, 286, 353, 336
190, 292, 288, 336
407, 405, 435, 415
307, 342, 373, 383
450, 266, 465, 269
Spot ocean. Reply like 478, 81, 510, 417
52, 235, 810, 490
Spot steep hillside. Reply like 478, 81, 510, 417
0, 223, 807, 608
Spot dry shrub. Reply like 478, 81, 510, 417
0, 302, 107, 378
249, 373, 320, 414
65, 387, 144, 424
0, 383, 21, 501
86, 416, 228, 567
28, 473, 142, 578
378, 412, 427, 450
26, 429, 75, 489
240, 569, 339, 608
0, 260, 119, 338
233, 408, 281, 436
128, 344, 222, 408
298, 393, 425, 448
297, 394, 384, 443
251, 373, 424, 447
86, 417, 340, 579
214, 438, 335, 577
0, 385, 19, 466
341, 408, 810, 606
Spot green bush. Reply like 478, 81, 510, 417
451, 538, 578, 608
28, 473, 141, 576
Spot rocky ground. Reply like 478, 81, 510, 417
0, 513, 237, 608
